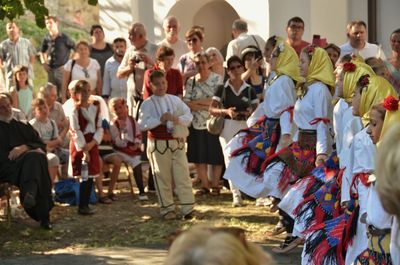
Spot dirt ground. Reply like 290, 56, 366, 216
0, 178, 301, 263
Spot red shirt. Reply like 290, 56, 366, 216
143, 65, 183, 99
288, 40, 310, 57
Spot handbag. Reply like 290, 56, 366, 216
207, 85, 226, 135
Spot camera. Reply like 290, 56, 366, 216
131, 55, 142, 64
254, 49, 263, 60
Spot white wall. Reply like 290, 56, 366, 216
377, 0, 400, 56
99, 0, 399, 56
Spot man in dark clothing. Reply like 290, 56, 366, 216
40, 16, 75, 101
0, 94, 53, 229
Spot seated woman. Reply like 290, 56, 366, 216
164, 225, 274, 265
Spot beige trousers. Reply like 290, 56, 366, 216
147, 138, 195, 216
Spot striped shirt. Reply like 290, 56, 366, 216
0, 37, 36, 85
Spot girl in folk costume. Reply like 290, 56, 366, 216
68, 80, 103, 215
352, 97, 400, 264
301, 75, 397, 265
269, 46, 336, 253
333, 60, 375, 204
291, 61, 375, 265
224, 36, 302, 204
375, 122, 400, 265
109, 97, 147, 201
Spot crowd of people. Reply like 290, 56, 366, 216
1, 13, 400, 265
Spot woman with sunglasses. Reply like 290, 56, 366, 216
209, 55, 259, 207
183, 52, 224, 196
178, 27, 204, 84
61, 41, 102, 103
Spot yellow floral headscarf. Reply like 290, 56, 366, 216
379, 96, 400, 141
305, 46, 335, 94
359, 75, 397, 126
274, 38, 303, 83
342, 61, 375, 104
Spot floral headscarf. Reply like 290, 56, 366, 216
303, 46, 335, 94
359, 75, 397, 126
342, 61, 374, 104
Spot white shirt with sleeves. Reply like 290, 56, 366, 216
340, 109, 363, 203
110, 116, 141, 148
366, 183, 393, 229
69, 103, 104, 151
225, 33, 265, 61
340, 41, 386, 60
138, 94, 193, 131
64, 58, 100, 91
263, 75, 296, 135
293, 82, 333, 155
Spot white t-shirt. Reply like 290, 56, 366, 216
158, 38, 188, 69
64, 58, 100, 91
340, 42, 386, 60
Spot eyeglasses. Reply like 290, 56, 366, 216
289, 24, 304, 30
82, 68, 90, 78
229, 65, 243, 71
186, 38, 199, 43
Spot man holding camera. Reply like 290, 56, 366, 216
117, 23, 158, 117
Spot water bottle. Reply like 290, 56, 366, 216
81, 160, 89, 181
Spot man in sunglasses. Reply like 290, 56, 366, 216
225, 19, 265, 62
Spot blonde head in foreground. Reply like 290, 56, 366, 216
163, 225, 274, 265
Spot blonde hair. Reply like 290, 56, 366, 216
375, 123, 400, 220
164, 225, 274, 265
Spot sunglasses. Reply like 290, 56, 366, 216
82, 68, 90, 78
229, 65, 243, 71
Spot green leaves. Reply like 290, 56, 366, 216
0, 0, 98, 28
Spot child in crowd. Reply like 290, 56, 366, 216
109, 97, 147, 201
138, 70, 195, 220
29, 98, 64, 184
10, 65, 34, 116
68, 80, 103, 215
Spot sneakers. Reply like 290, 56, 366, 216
163, 211, 177, 220
138, 193, 149, 201
182, 210, 204, 220
98, 196, 112, 204
232, 195, 243, 207
255, 197, 266, 206
78, 206, 96, 215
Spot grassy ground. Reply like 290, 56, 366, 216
0, 184, 296, 258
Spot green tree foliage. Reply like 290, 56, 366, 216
0, 0, 98, 28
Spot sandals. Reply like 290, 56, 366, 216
195, 187, 210, 195
265, 221, 286, 236
271, 236, 303, 254
210, 187, 221, 196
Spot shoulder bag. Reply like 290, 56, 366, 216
206, 85, 226, 135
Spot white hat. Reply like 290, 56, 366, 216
68, 80, 80, 90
